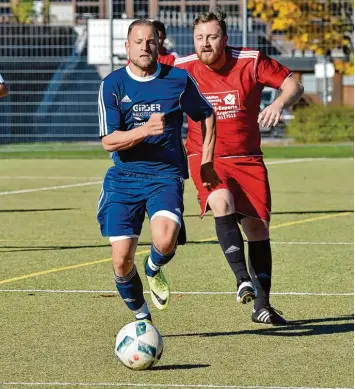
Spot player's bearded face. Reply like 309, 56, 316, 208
194, 21, 227, 66
127, 26, 159, 69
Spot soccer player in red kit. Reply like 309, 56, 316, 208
175, 9, 304, 325
153, 20, 178, 66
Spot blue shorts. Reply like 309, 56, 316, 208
97, 166, 185, 239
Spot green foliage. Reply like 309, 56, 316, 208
11, 0, 35, 24
287, 105, 354, 143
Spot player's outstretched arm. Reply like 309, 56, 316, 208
258, 77, 304, 128
200, 112, 221, 189
179, 73, 220, 188
201, 112, 216, 165
102, 113, 165, 152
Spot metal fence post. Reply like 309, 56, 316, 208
242, 0, 248, 47
109, 0, 114, 73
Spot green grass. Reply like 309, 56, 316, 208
0, 142, 353, 158
263, 143, 354, 158
0, 158, 353, 389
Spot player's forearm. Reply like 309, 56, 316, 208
201, 112, 216, 164
275, 77, 304, 109
0, 84, 8, 98
101, 127, 148, 152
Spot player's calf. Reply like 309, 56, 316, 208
114, 265, 152, 321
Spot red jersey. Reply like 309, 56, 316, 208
158, 47, 178, 66
175, 47, 291, 157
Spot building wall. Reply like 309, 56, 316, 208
343, 85, 354, 107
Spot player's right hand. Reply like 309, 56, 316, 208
200, 162, 221, 190
144, 113, 165, 136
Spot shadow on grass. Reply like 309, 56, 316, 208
163, 315, 354, 338
0, 245, 110, 252
150, 363, 210, 371
0, 209, 352, 216
3, 234, 355, 252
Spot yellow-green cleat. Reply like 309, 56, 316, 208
143, 255, 170, 311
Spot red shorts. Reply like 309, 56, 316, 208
188, 155, 271, 222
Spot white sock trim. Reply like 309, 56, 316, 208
134, 302, 150, 319
148, 256, 160, 272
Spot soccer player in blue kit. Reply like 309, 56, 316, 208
97, 19, 219, 323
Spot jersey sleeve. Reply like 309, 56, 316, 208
0, 73, 5, 83
174, 58, 187, 69
98, 79, 122, 137
180, 74, 214, 122
255, 52, 292, 89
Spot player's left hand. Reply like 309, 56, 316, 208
258, 101, 284, 128
200, 162, 221, 190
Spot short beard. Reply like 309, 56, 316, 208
197, 46, 225, 66
130, 57, 154, 70
130, 50, 158, 70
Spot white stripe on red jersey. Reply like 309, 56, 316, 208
174, 54, 199, 65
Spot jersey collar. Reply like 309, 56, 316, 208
125, 63, 161, 82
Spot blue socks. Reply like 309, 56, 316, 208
114, 265, 151, 321
145, 244, 176, 277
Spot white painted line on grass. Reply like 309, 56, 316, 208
0, 181, 102, 196
266, 158, 327, 165
0, 382, 351, 389
271, 242, 353, 245
0, 176, 102, 180
0, 289, 352, 296
0, 158, 339, 197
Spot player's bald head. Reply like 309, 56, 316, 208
127, 19, 159, 42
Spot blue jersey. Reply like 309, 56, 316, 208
98, 63, 213, 178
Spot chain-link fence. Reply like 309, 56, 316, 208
0, 0, 353, 145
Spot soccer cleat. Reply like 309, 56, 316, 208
143, 256, 170, 311
252, 306, 288, 325
236, 280, 257, 304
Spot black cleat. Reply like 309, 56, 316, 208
252, 306, 288, 325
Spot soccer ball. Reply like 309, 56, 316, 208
115, 320, 163, 370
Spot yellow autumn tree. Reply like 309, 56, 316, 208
11, 0, 35, 24
248, 0, 354, 75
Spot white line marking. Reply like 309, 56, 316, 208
0, 181, 102, 196
0, 289, 352, 296
0, 383, 351, 389
0, 158, 347, 196
271, 242, 353, 245
266, 158, 328, 165
0, 240, 352, 245
0, 176, 102, 180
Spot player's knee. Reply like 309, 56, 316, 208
153, 237, 176, 256
111, 242, 135, 276
151, 212, 180, 254
208, 189, 235, 217
242, 219, 269, 241
112, 254, 134, 276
